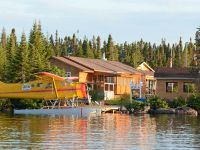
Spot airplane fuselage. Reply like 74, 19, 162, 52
0, 79, 87, 100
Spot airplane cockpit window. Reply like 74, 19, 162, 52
65, 79, 72, 84
22, 84, 31, 91
46, 83, 53, 88
37, 83, 43, 87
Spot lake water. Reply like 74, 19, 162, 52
0, 113, 200, 150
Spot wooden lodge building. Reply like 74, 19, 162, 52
155, 67, 199, 100
50, 56, 155, 100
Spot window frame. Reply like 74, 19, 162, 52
166, 82, 178, 93
66, 72, 71, 77
183, 82, 196, 93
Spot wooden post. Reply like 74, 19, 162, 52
139, 81, 143, 98
129, 81, 133, 103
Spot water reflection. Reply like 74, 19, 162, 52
0, 113, 200, 149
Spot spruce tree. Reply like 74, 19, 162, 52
5, 28, 17, 82
71, 34, 77, 56
182, 43, 188, 67
1, 28, 7, 50
107, 34, 118, 60
14, 32, 30, 82
60, 36, 69, 56
96, 36, 101, 59
54, 30, 60, 56
29, 21, 49, 74
75, 40, 83, 57
188, 38, 195, 66
106, 34, 114, 60
0, 44, 6, 80
131, 43, 144, 67
82, 39, 94, 58
195, 27, 200, 65
44, 34, 54, 58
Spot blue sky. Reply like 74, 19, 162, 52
0, 0, 200, 44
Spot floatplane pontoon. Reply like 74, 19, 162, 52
0, 72, 100, 116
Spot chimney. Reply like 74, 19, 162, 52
102, 52, 107, 61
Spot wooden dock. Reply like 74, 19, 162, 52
101, 105, 120, 113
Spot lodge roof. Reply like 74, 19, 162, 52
155, 67, 199, 79
51, 56, 93, 72
137, 62, 155, 76
51, 56, 145, 75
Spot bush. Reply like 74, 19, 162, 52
124, 100, 145, 111
89, 90, 104, 101
187, 94, 200, 110
120, 94, 130, 101
11, 99, 45, 109
105, 94, 130, 106
148, 96, 168, 110
168, 96, 186, 108
104, 99, 122, 105
105, 94, 146, 111
0, 99, 13, 111
119, 94, 146, 111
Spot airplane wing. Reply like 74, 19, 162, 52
35, 72, 65, 81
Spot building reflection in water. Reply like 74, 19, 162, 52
2, 113, 200, 149
43, 114, 156, 149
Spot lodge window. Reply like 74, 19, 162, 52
183, 82, 196, 93
93, 76, 97, 82
146, 80, 154, 94
104, 83, 114, 91
105, 84, 109, 91
110, 84, 114, 91
166, 82, 178, 93
98, 75, 104, 81
66, 72, 71, 77
105, 76, 114, 83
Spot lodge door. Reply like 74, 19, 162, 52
104, 83, 114, 100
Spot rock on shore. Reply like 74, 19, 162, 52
175, 107, 197, 116
149, 108, 175, 114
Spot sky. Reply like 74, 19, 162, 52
0, 0, 200, 45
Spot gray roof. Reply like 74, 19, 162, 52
155, 67, 198, 79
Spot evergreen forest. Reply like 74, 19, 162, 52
1, 21, 200, 84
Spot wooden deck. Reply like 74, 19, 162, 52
101, 105, 120, 113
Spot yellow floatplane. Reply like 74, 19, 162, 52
0, 72, 87, 101
0, 72, 101, 116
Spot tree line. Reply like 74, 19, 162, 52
0, 21, 200, 83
